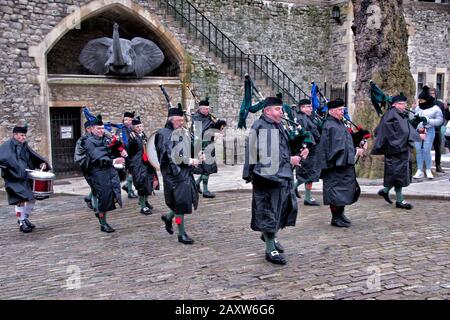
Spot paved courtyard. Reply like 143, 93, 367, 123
0, 190, 448, 300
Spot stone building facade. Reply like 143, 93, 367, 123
0, 0, 449, 176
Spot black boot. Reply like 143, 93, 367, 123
202, 191, 216, 198
396, 200, 413, 210
145, 201, 154, 210
24, 218, 36, 229
436, 164, 444, 173
304, 198, 320, 206
265, 250, 287, 265
161, 215, 174, 235
100, 223, 115, 233
121, 184, 128, 193
260, 234, 284, 253
338, 208, 351, 224
19, 221, 32, 233
377, 189, 393, 204
331, 208, 350, 228
178, 232, 194, 244
140, 207, 153, 215
295, 187, 301, 199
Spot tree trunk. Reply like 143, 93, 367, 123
352, 0, 416, 178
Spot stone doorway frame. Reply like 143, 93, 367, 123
29, 0, 187, 164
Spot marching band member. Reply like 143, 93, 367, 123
191, 97, 227, 198
316, 99, 365, 228
0, 125, 51, 233
372, 94, 422, 209
156, 104, 201, 245
74, 120, 97, 211
120, 111, 139, 199
243, 97, 308, 265
84, 116, 126, 233
292, 99, 321, 205
126, 116, 159, 215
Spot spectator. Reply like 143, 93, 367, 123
413, 86, 443, 179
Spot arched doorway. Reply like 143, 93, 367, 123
30, 0, 187, 176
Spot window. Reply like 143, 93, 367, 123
436, 73, 445, 99
417, 72, 426, 93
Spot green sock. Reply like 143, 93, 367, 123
139, 196, 145, 209
175, 214, 185, 235
263, 232, 277, 253
294, 180, 301, 189
98, 212, 107, 226
202, 175, 209, 193
166, 210, 175, 221
304, 186, 312, 201
383, 187, 391, 194
127, 176, 133, 194
394, 186, 404, 202
92, 196, 98, 212
86, 191, 92, 201
144, 195, 149, 207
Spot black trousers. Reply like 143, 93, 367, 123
433, 129, 442, 166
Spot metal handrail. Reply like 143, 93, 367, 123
157, 0, 311, 105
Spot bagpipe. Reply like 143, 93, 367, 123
310, 81, 328, 129
369, 80, 427, 128
186, 84, 227, 131
238, 74, 314, 157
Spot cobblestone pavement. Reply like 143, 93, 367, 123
0, 191, 448, 300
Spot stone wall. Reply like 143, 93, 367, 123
404, 1, 450, 100
189, 0, 334, 89
49, 79, 182, 133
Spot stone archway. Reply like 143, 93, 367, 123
29, 0, 187, 163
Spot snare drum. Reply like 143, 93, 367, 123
27, 170, 55, 200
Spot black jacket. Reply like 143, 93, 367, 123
316, 116, 360, 206
84, 135, 122, 212
155, 122, 198, 215
191, 111, 218, 175
371, 107, 421, 188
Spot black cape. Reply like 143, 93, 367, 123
316, 116, 360, 206
84, 135, 122, 212
292, 109, 321, 184
371, 107, 421, 188
191, 111, 218, 175
126, 132, 158, 197
0, 139, 51, 205
155, 122, 198, 215
243, 114, 298, 233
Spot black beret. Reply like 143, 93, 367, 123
327, 98, 345, 109
84, 120, 92, 129
264, 97, 283, 108
123, 111, 135, 118
91, 114, 103, 126
391, 94, 407, 104
132, 116, 142, 125
298, 99, 312, 106
199, 97, 210, 106
13, 126, 27, 134
168, 103, 184, 117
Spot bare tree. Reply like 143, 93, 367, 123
352, 0, 416, 178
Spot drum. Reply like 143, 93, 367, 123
27, 169, 55, 200
147, 130, 160, 170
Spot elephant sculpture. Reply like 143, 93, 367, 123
79, 23, 165, 78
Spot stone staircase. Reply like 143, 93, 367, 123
147, 0, 310, 103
